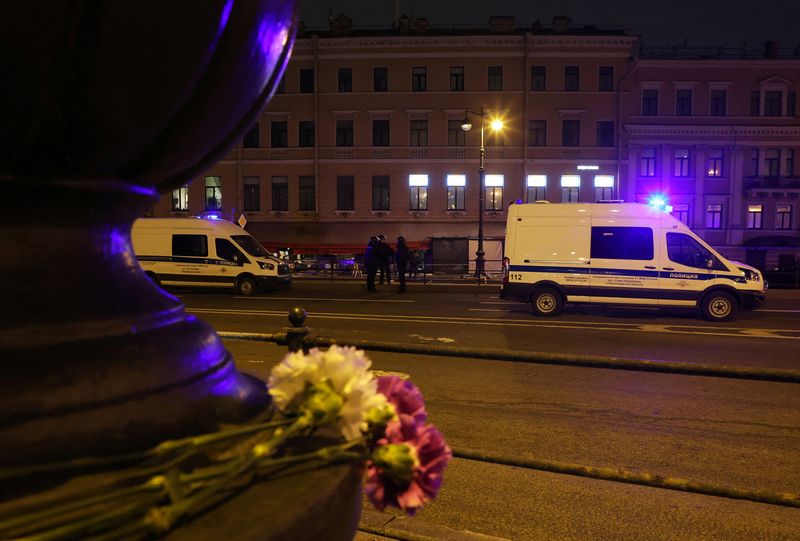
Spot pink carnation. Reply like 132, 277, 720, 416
377, 375, 427, 427
365, 416, 452, 516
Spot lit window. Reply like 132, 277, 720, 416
205, 176, 222, 210
640, 148, 656, 177
673, 148, 690, 177
705, 203, 722, 229
409, 174, 428, 210
706, 149, 723, 177
171, 185, 188, 211
594, 175, 614, 201
484, 174, 504, 211
776, 204, 792, 230
561, 175, 580, 202
446, 174, 466, 211
747, 204, 763, 229
672, 203, 690, 225
526, 175, 547, 202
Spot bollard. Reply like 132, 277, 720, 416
285, 306, 309, 353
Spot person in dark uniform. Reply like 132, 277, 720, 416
395, 236, 409, 293
365, 236, 378, 291
376, 234, 394, 285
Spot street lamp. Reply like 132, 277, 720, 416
461, 108, 503, 281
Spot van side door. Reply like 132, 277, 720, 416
659, 232, 727, 306
169, 233, 212, 285
589, 226, 660, 305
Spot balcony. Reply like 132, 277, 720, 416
372, 147, 390, 159
269, 148, 289, 160
334, 147, 354, 159
743, 176, 800, 195
410, 147, 429, 160
448, 147, 466, 160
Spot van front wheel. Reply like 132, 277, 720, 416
700, 291, 738, 322
237, 276, 258, 296
531, 287, 563, 317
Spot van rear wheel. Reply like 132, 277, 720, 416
531, 287, 563, 317
700, 291, 738, 322
237, 276, 258, 296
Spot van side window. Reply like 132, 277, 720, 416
215, 238, 247, 264
172, 234, 208, 257
590, 227, 653, 260
666, 233, 725, 270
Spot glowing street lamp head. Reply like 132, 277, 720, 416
490, 118, 504, 131
461, 120, 473, 132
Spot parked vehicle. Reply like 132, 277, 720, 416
501, 202, 766, 321
132, 217, 290, 295
763, 261, 800, 289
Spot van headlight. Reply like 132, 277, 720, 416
738, 266, 759, 282
258, 261, 275, 270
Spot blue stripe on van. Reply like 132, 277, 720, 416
509, 264, 744, 282
138, 255, 243, 267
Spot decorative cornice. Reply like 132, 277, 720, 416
624, 124, 800, 137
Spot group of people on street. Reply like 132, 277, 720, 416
364, 234, 420, 293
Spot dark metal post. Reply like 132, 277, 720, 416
285, 307, 309, 353
475, 111, 486, 281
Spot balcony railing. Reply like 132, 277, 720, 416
269, 148, 289, 160
410, 147, 429, 160
372, 147, 390, 159
334, 147, 354, 159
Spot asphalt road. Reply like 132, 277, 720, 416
174, 280, 800, 540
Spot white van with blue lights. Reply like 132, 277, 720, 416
132, 217, 290, 295
501, 201, 766, 321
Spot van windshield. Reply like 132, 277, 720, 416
232, 235, 272, 258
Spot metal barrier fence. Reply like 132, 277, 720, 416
218, 307, 800, 510
291, 260, 504, 282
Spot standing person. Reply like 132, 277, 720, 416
365, 236, 378, 291
408, 248, 421, 280
376, 234, 394, 285
395, 236, 409, 293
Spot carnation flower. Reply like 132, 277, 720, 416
365, 416, 452, 516
268, 346, 378, 440
376, 375, 428, 427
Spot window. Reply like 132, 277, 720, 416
448, 120, 466, 146
706, 149, 723, 177
299, 176, 315, 211
270, 121, 288, 148
710, 89, 727, 116
531, 66, 546, 91
373, 67, 388, 92
765, 149, 780, 177
750, 148, 760, 176
410, 120, 428, 146
596, 121, 614, 147
337, 67, 352, 92
485, 175, 503, 211
705, 203, 722, 229
276, 76, 286, 94
764, 91, 782, 116
750, 91, 760, 116
789, 91, 797, 117
776, 204, 792, 230
599, 66, 613, 91
215, 238, 246, 264
529, 120, 546, 147
450, 66, 464, 91
562, 120, 580, 147
642, 89, 658, 115
594, 175, 614, 201
336, 175, 355, 211
372, 120, 390, 147
488, 66, 503, 91
640, 148, 656, 177
746, 204, 763, 229
372, 175, 390, 211
446, 174, 466, 211
673, 148, 690, 177
299, 68, 314, 93
172, 234, 207, 257
412, 67, 427, 91
787, 149, 795, 177
667, 232, 723, 269
672, 203, 690, 225
243, 176, 260, 211
408, 174, 428, 210
171, 186, 188, 211
271, 176, 288, 211
591, 227, 654, 260
526, 175, 547, 202
564, 66, 579, 91
560, 175, 580, 202
243, 123, 260, 148
298, 120, 315, 147
205, 176, 222, 210
336, 120, 353, 147
676, 89, 692, 116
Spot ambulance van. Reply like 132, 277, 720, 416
132, 217, 291, 295
501, 202, 766, 321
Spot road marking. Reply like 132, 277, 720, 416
372, 370, 411, 380
235, 296, 415, 303
469, 308, 514, 312
756, 309, 800, 313
189, 307, 800, 340
479, 301, 521, 305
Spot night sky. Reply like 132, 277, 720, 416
298, 0, 800, 48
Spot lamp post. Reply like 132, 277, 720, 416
461, 109, 502, 281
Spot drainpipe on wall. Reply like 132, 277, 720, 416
616, 40, 638, 202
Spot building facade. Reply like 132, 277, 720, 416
150, 16, 800, 269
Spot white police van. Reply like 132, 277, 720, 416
132, 217, 290, 295
501, 202, 766, 321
